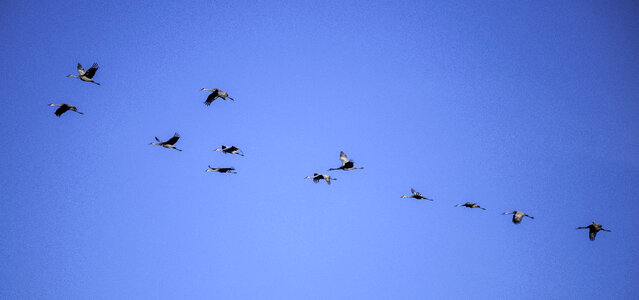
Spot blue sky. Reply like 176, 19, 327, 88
1, 0, 639, 299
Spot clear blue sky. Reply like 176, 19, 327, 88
1, 1, 639, 299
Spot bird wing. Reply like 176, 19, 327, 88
165, 133, 180, 145
339, 151, 349, 165
228, 146, 239, 152
155, 137, 163, 143
54, 105, 70, 116
77, 63, 86, 75
513, 213, 524, 223
204, 92, 219, 106
85, 63, 99, 79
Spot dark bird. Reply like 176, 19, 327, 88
328, 151, 364, 171
49, 103, 84, 117
400, 188, 433, 201
149, 133, 182, 151
577, 222, 611, 241
215, 145, 244, 156
201, 88, 234, 106
455, 202, 486, 210
502, 211, 534, 224
205, 165, 237, 174
304, 173, 336, 185
67, 63, 100, 85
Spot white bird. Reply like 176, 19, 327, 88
400, 188, 433, 200
328, 151, 364, 171
67, 63, 100, 85
201, 88, 234, 106
48, 103, 84, 117
304, 173, 336, 185
502, 211, 534, 224
215, 145, 244, 156
149, 133, 182, 151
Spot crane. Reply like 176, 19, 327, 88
305, 173, 336, 185
67, 63, 100, 85
577, 222, 611, 241
215, 145, 244, 156
149, 133, 182, 151
201, 88, 234, 106
328, 151, 363, 171
400, 188, 433, 201
502, 211, 534, 224
205, 166, 237, 174
455, 202, 486, 210
48, 103, 84, 117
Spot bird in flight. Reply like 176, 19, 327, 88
305, 173, 336, 185
49, 103, 84, 117
205, 166, 237, 174
328, 151, 364, 171
149, 133, 182, 151
502, 211, 534, 224
400, 188, 433, 200
455, 202, 486, 210
577, 222, 611, 241
215, 145, 244, 156
67, 63, 100, 85
201, 88, 234, 106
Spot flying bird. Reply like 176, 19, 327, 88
400, 188, 433, 201
205, 165, 237, 174
49, 103, 84, 117
149, 133, 182, 151
502, 211, 534, 224
201, 88, 234, 106
215, 145, 244, 156
67, 63, 100, 85
577, 222, 611, 241
328, 151, 364, 171
455, 202, 486, 210
304, 173, 336, 185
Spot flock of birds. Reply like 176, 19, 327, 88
52, 62, 612, 241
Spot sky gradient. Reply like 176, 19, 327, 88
1, 1, 639, 299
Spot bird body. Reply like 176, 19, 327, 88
201, 88, 234, 106
49, 103, 83, 117
400, 188, 433, 201
502, 210, 534, 224
149, 133, 182, 151
455, 202, 486, 210
205, 165, 237, 173
577, 222, 611, 241
215, 145, 244, 156
328, 151, 363, 171
67, 63, 100, 85
305, 173, 335, 185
